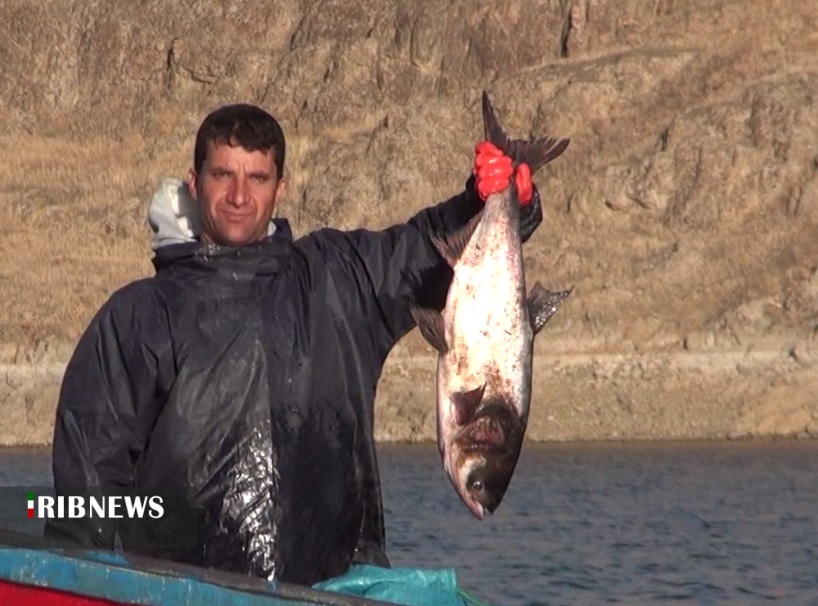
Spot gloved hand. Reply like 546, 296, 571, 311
471, 141, 542, 243
472, 141, 533, 205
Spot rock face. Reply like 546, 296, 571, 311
1, 0, 818, 445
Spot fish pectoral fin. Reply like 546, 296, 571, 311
453, 384, 486, 425
527, 282, 573, 335
410, 305, 449, 354
430, 211, 483, 267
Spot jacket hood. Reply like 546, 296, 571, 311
147, 178, 201, 250
147, 177, 292, 272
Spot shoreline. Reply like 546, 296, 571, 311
6, 435, 818, 455
4, 347, 816, 447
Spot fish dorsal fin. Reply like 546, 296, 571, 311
482, 91, 570, 176
431, 210, 483, 267
410, 305, 449, 354
527, 282, 573, 335
453, 384, 486, 425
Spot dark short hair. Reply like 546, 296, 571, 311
193, 103, 286, 178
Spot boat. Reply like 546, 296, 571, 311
0, 527, 395, 606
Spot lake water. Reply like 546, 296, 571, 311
2, 440, 818, 605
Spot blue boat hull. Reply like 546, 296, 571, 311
0, 528, 393, 606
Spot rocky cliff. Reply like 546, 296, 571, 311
2, 0, 817, 445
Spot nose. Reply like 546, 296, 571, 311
227, 176, 249, 207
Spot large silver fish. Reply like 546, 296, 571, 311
411, 91, 571, 520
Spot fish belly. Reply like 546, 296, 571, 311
437, 199, 533, 451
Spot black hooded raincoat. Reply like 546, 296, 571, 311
44, 179, 542, 586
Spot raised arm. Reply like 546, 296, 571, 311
308, 152, 544, 357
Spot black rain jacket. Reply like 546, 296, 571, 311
44, 178, 543, 586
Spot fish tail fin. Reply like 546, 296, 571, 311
481, 90, 570, 176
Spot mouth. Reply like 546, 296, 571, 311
464, 497, 486, 521
221, 211, 253, 222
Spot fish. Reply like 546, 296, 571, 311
410, 91, 572, 520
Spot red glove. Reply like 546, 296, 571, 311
472, 141, 533, 205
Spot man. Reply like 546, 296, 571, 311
44, 102, 546, 586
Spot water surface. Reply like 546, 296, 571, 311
2, 440, 818, 605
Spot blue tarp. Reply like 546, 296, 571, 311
314, 564, 492, 606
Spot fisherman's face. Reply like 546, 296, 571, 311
189, 140, 286, 247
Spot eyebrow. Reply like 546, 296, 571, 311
207, 165, 272, 178
207, 164, 234, 174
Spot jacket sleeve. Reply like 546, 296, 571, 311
312, 176, 544, 355
305, 178, 542, 566
43, 284, 164, 548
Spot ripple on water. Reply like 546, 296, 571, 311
3, 441, 818, 605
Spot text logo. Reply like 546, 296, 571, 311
27, 494, 164, 520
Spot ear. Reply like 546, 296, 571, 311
187, 168, 199, 200
273, 176, 287, 209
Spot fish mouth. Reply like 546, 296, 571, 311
464, 496, 486, 521
450, 403, 524, 519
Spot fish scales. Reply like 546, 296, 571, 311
439, 187, 531, 443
